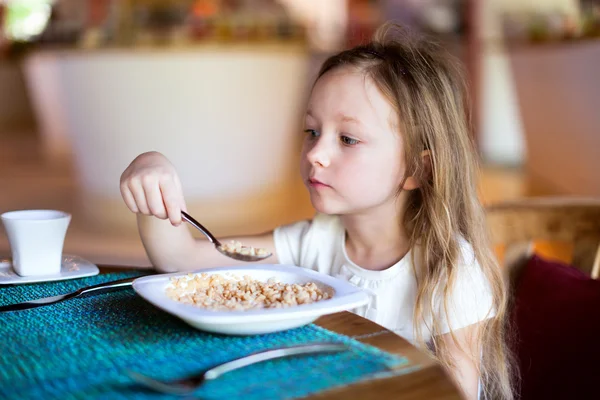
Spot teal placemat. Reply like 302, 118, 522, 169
0, 272, 414, 399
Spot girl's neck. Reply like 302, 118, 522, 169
340, 199, 411, 271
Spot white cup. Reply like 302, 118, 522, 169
1, 210, 71, 276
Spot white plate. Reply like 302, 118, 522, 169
0, 254, 99, 285
133, 264, 370, 335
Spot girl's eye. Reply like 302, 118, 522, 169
341, 135, 359, 146
304, 129, 319, 139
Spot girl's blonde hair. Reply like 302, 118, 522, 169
316, 25, 515, 399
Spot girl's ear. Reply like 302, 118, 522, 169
402, 150, 432, 191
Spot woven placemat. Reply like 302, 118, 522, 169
0, 272, 415, 399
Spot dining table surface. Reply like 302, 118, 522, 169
100, 265, 462, 400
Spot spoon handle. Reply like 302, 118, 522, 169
181, 211, 221, 246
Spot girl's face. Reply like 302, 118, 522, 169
301, 67, 407, 216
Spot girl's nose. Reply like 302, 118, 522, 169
306, 138, 331, 168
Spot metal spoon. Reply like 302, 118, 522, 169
181, 211, 272, 262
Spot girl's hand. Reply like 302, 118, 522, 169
120, 151, 186, 226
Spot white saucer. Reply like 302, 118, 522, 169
0, 254, 99, 285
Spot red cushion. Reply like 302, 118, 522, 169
512, 255, 600, 399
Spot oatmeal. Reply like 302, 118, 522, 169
166, 273, 332, 311
219, 240, 269, 257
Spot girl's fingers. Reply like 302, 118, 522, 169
128, 179, 151, 215
120, 182, 139, 213
159, 178, 183, 226
144, 177, 168, 219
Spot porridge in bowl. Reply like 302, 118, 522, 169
166, 273, 332, 311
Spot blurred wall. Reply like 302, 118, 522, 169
509, 41, 600, 196
22, 45, 313, 236
0, 60, 36, 134
279, 0, 347, 52
478, 0, 579, 166
496, 0, 579, 15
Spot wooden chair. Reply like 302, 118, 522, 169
486, 197, 600, 279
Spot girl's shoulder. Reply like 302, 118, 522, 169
273, 213, 343, 266
456, 236, 478, 267
413, 236, 479, 276
276, 213, 342, 238
436, 237, 496, 333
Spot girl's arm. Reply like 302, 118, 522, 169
438, 322, 482, 400
137, 214, 278, 272
120, 151, 280, 272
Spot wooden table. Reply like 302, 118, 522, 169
311, 312, 461, 399
101, 266, 461, 399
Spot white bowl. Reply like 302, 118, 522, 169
132, 264, 370, 335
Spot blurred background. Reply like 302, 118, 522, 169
0, 0, 599, 267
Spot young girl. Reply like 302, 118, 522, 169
120, 25, 514, 399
